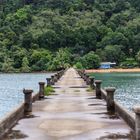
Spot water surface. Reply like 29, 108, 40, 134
90, 72, 140, 111
0, 73, 53, 119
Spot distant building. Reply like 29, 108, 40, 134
100, 62, 116, 69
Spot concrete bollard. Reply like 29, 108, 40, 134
133, 106, 140, 140
59, 72, 62, 77
80, 71, 83, 78
89, 77, 95, 88
39, 82, 45, 99
95, 80, 102, 99
58, 73, 61, 79
82, 70, 85, 75
57, 73, 60, 79
78, 70, 84, 78
77, 70, 81, 75
46, 78, 51, 86
80, 72, 84, 79
82, 74, 84, 79
84, 74, 88, 81
56, 73, 59, 80
51, 75, 55, 85
23, 89, 33, 115
54, 74, 58, 82
105, 87, 116, 114
86, 75, 90, 85
59, 70, 63, 77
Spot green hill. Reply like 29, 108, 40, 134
0, 0, 140, 72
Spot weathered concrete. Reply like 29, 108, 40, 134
0, 90, 41, 139
23, 89, 33, 115
95, 80, 102, 99
4, 68, 133, 140
38, 82, 45, 99
115, 101, 135, 130
0, 103, 24, 139
100, 86, 135, 131
46, 78, 51, 86
106, 87, 116, 114
133, 106, 140, 140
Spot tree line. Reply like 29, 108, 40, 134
0, 0, 140, 72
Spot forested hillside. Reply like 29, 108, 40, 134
0, 0, 140, 72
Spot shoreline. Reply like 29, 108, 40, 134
85, 68, 140, 73
0, 71, 56, 74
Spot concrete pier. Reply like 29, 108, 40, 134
133, 106, 140, 140
4, 68, 133, 140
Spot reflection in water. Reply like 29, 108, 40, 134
0, 73, 53, 119
90, 72, 140, 111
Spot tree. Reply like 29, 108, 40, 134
81, 51, 100, 69
104, 45, 125, 63
21, 32, 33, 49
74, 62, 83, 69
21, 57, 31, 72
12, 47, 26, 68
30, 49, 52, 71
136, 51, 140, 66
98, 31, 128, 48
48, 48, 72, 70
1, 0, 140, 72
1, 57, 14, 72
120, 58, 138, 68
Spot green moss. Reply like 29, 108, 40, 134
86, 87, 93, 92
74, 89, 80, 92
62, 90, 65, 93
44, 86, 55, 96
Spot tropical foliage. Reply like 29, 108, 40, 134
0, 0, 140, 72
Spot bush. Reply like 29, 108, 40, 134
74, 62, 83, 69
120, 58, 138, 68
44, 86, 55, 96
81, 51, 101, 69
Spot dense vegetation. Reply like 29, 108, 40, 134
1, 0, 140, 72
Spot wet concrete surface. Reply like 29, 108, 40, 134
4, 68, 134, 140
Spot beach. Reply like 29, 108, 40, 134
85, 68, 140, 73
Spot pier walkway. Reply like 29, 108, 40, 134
5, 68, 132, 140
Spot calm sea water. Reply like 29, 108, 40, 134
0, 73, 53, 119
90, 72, 140, 111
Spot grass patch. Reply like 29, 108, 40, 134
44, 86, 55, 96
86, 87, 93, 92
62, 90, 65, 93
74, 89, 80, 92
